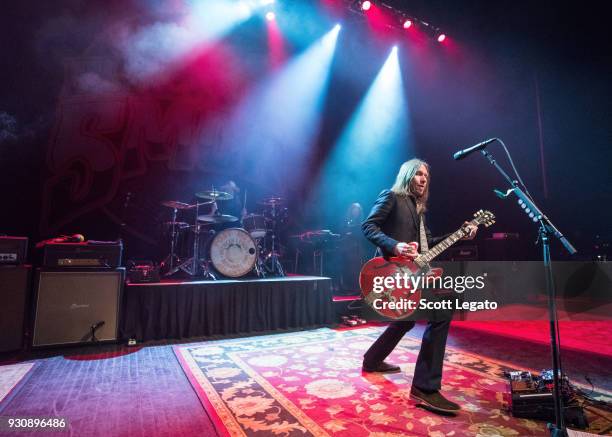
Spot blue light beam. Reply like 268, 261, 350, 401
217, 24, 341, 188
318, 47, 411, 222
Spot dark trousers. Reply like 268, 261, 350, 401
363, 320, 450, 392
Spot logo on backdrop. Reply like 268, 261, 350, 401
40, 56, 287, 236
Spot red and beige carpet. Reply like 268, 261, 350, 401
175, 327, 603, 436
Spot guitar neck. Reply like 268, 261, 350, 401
414, 220, 474, 267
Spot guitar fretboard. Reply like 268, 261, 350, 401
414, 220, 475, 268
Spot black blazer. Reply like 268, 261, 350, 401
361, 189, 446, 257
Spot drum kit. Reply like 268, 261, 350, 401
159, 190, 287, 280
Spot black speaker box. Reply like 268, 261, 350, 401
0, 265, 31, 352
32, 268, 125, 347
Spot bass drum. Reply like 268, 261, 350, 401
210, 228, 257, 278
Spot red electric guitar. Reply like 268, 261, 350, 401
359, 209, 495, 320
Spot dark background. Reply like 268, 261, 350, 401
1, 0, 610, 264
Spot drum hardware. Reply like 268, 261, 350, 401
267, 234, 284, 276
160, 202, 184, 275
253, 239, 267, 278
162, 200, 216, 279
187, 200, 216, 279
161, 210, 179, 274
163, 221, 190, 229
260, 197, 286, 277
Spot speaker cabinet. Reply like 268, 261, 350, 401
33, 268, 125, 347
0, 265, 31, 352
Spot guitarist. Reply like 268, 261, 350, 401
361, 158, 477, 414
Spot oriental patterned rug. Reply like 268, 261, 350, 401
174, 328, 605, 437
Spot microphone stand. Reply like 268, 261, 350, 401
479, 148, 576, 437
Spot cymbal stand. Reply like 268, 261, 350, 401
266, 203, 285, 277
170, 202, 216, 280
161, 207, 181, 276
254, 237, 267, 278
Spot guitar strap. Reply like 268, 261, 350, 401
419, 214, 429, 254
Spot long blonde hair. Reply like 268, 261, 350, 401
390, 158, 430, 213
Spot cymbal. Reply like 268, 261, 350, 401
161, 200, 192, 210
195, 190, 233, 201
197, 214, 239, 223
259, 196, 284, 206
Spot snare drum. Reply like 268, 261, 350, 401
242, 214, 267, 239
210, 228, 257, 278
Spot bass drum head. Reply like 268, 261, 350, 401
210, 228, 257, 278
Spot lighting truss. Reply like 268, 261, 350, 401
346, 0, 447, 41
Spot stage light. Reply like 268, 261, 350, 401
403, 19, 412, 29
266, 11, 275, 21
437, 33, 446, 42
323, 24, 342, 46
361, 1, 372, 11
236, 2, 252, 18
261, 0, 275, 5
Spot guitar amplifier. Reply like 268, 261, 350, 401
447, 245, 478, 261
43, 240, 123, 268
0, 265, 31, 352
33, 268, 125, 347
0, 236, 28, 265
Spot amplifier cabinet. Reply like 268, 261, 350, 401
32, 268, 125, 347
0, 265, 31, 352
0, 236, 28, 265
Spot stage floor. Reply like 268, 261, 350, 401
2, 323, 610, 437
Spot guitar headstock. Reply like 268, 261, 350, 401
473, 209, 495, 227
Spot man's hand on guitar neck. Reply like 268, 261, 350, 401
461, 222, 478, 240
394, 241, 419, 257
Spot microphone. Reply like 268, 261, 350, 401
453, 138, 497, 161
90, 321, 105, 342
91, 321, 105, 331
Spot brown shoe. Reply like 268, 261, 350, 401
362, 361, 401, 373
410, 386, 460, 414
